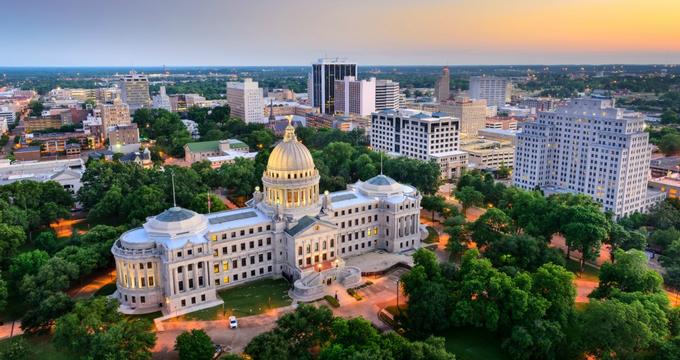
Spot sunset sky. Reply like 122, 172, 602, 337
4, 0, 680, 66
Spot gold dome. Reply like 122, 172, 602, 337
267, 118, 316, 172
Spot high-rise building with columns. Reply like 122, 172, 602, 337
112, 120, 425, 315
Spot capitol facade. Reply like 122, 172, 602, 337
112, 122, 426, 315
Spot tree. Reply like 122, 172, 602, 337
591, 249, 664, 299
577, 298, 668, 358
9, 250, 50, 285
245, 305, 334, 360
54, 297, 156, 359
33, 231, 60, 254
659, 133, 680, 155
468, 208, 514, 248
444, 214, 468, 259
497, 164, 511, 179
0, 273, 7, 313
421, 195, 446, 222
0, 223, 26, 264
218, 158, 260, 197
29, 100, 44, 116
661, 109, 680, 125
485, 234, 565, 273
560, 205, 610, 273
0, 337, 30, 360
189, 193, 227, 214
175, 329, 214, 360
455, 186, 484, 216
651, 227, 680, 250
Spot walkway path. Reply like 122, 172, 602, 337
0, 321, 23, 341
67, 269, 116, 299
153, 305, 296, 359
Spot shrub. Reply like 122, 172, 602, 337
324, 295, 340, 308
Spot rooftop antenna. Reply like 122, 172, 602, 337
171, 170, 177, 207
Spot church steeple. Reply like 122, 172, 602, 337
268, 99, 276, 122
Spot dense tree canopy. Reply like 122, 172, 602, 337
54, 297, 156, 360
174, 329, 214, 360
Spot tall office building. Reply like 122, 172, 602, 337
375, 79, 400, 111
152, 86, 172, 111
434, 66, 450, 102
0, 106, 16, 126
438, 97, 488, 136
309, 58, 357, 115
513, 98, 661, 217
371, 109, 468, 179
98, 99, 131, 137
227, 78, 264, 123
117, 71, 151, 112
334, 76, 375, 117
469, 76, 511, 108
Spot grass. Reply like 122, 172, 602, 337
93, 282, 117, 297
565, 258, 600, 282
177, 278, 291, 321
424, 226, 439, 244
0, 335, 72, 360
324, 295, 340, 308
442, 327, 510, 360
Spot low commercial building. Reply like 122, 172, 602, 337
649, 174, 680, 200
108, 124, 141, 154
30, 131, 96, 154
184, 139, 255, 167
650, 156, 680, 178
461, 137, 515, 170
13, 146, 41, 162
485, 116, 518, 130
0, 158, 85, 194
24, 117, 63, 132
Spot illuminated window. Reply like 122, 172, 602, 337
211, 235, 217, 241
223, 276, 230, 284
222, 261, 229, 271
213, 264, 219, 273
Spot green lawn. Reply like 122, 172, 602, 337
424, 226, 439, 244
177, 278, 292, 321
565, 258, 600, 282
94, 282, 117, 297
442, 327, 510, 360
0, 335, 72, 360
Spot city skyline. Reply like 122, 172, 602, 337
3, 0, 680, 67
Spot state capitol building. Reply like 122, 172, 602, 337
112, 122, 426, 315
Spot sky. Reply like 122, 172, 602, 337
4, 0, 680, 66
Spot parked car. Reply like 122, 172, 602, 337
229, 316, 238, 329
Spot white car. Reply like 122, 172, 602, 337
229, 316, 238, 329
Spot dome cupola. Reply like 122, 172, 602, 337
261, 117, 320, 217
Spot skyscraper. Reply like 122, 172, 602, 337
434, 66, 450, 102
98, 98, 131, 137
513, 98, 662, 217
117, 71, 151, 112
309, 58, 357, 114
469, 76, 511, 108
334, 76, 376, 117
375, 79, 400, 111
227, 78, 264, 123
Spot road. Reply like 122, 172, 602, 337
151, 267, 409, 358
